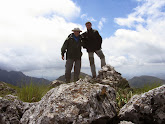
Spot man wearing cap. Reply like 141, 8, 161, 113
61, 28, 82, 83
82, 21, 106, 78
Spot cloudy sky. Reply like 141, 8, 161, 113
0, 0, 165, 81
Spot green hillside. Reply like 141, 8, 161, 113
128, 75, 165, 88
0, 81, 18, 97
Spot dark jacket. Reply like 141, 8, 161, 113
81, 28, 102, 52
61, 33, 82, 60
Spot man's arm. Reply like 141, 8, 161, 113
61, 38, 69, 59
95, 30, 102, 45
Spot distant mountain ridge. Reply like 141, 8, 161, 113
128, 75, 165, 88
56, 72, 91, 82
0, 69, 50, 87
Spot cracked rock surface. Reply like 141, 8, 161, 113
88, 65, 130, 88
21, 79, 117, 124
0, 95, 34, 124
119, 85, 165, 124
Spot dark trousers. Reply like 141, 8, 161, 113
65, 59, 81, 83
88, 49, 106, 77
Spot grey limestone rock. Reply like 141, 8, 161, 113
0, 95, 34, 124
96, 65, 130, 88
21, 79, 117, 124
119, 85, 165, 124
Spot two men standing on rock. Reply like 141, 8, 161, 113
61, 22, 106, 83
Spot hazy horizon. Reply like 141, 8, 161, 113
1, 67, 165, 81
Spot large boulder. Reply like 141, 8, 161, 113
119, 85, 165, 124
89, 65, 130, 88
21, 79, 117, 124
0, 95, 34, 124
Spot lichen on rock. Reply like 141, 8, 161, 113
21, 79, 117, 124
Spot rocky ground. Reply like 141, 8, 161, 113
0, 65, 165, 124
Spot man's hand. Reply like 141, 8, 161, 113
62, 56, 64, 60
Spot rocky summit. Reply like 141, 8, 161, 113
88, 65, 130, 88
21, 79, 117, 124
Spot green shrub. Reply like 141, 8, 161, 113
17, 82, 50, 102
116, 88, 133, 108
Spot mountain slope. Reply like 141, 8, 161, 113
128, 75, 165, 88
0, 81, 18, 97
0, 69, 50, 87
56, 72, 91, 82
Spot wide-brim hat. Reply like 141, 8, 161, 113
72, 28, 82, 32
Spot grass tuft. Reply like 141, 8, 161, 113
17, 82, 50, 102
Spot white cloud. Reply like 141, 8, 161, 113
107, 56, 128, 67
114, 15, 145, 28
80, 13, 96, 22
114, 0, 165, 28
0, 0, 80, 20
102, 0, 165, 78
98, 17, 106, 30
81, 14, 87, 19
0, 0, 83, 80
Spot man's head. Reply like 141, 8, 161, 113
72, 28, 82, 37
85, 21, 92, 30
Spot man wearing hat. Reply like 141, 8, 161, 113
82, 21, 106, 78
61, 28, 82, 83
